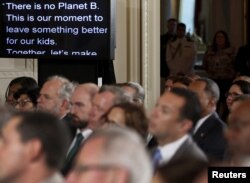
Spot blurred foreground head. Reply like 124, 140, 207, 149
66, 127, 153, 183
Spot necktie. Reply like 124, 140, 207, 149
66, 133, 84, 164
152, 148, 162, 171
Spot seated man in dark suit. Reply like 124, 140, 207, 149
149, 88, 207, 169
189, 77, 227, 161
37, 75, 76, 139
62, 83, 99, 175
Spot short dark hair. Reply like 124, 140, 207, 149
13, 111, 70, 169
157, 158, 208, 183
14, 87, 40, 106
167, 18, 177, 23
177, 23, 186, 30
172, 76, 192, 87
232, 80, 250, 94
170, 88, 201, 126
5, 77, 38, 99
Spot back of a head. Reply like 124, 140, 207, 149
14, 111, 71, 169
108, 102, 148, 139
127, 82, 145, 103
172, 76, 192, 88
156, 158, 208, 183
99, 85, 128, 105
87, 127, 153, 183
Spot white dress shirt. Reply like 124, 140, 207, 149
67, 128, 92, 155
158, 134, 189, 164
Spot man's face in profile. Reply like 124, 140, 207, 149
0, 117, 29, 182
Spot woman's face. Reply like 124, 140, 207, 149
215, 32, 226, 48
106, 107, 126, 127
5, 83, 22, 107
226, 85, 243, 111
15, 94, 35, 111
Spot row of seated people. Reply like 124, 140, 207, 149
1, 74, 250, 183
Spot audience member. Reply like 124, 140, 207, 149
166, 23, 196, 76
66, 127, 152, 183
186, 73, 201, 81
88, 85, 128, 129
172, 75, 192, 89
160, 18, 177, 93
149, 88, 206, 170
153, 158, 208, 183
226, 80, 250, 112
37, 75, 76, 138
161, 18, 177, 77
225, 100, 250, 166
203, 30, 235, 114
230, 94, 250, 112
165, 75, 177, 92
121, 82, 145, 106
102, 102, 148, 141
0, 111, 70, 183
62, 83, 99, 175
14, 87, 39, 111
189, 78, 227, 161
5, 76, 38, 107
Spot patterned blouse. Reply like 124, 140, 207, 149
203, 46, 235, 79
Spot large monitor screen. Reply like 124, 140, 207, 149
0, 0, 114, 60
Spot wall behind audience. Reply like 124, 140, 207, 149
0, 0, 160, 111
0, 0, 246, 109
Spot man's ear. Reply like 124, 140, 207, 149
180, 119, 193, 133
208, 97, 217, 108
61, 99, 70, 111
27, 139, 43, 162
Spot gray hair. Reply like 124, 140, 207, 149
126, 82, 145, 102
99, 85, 129, 105
87, 127, 153, 183
196, 77, 220, 102
47, 75, 76, 102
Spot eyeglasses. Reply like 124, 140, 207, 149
15, 99, 32, 107
225, 92, 241, 98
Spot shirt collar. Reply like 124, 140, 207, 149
158, 134, 189, 164
193, 113, 213, 134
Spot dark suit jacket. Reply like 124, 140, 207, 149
192, 112, 227, 161
146, 136, 158, 151
60, 114, 77, 141
168, 136, 207, 164
151, 136, 207, 169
